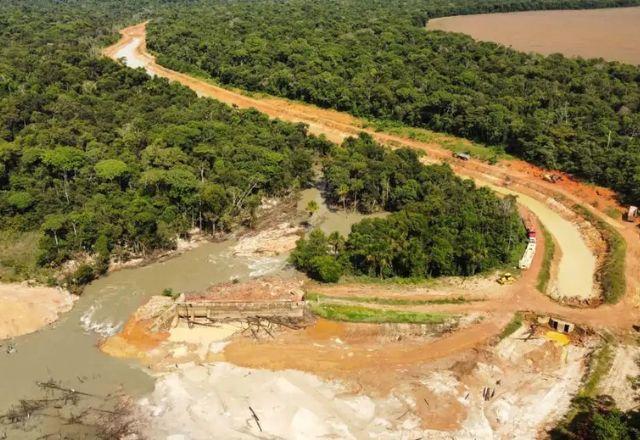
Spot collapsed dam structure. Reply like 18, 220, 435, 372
151, 277, 307, 332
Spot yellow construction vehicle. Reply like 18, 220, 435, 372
497, 272, 515, 285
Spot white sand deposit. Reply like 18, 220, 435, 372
140, 362, 420, 439
421, 328, 588, 439
233, 223, 302, 257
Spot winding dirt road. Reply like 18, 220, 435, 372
103, 23, 640, 333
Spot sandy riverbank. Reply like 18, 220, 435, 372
0, 283, 75, 340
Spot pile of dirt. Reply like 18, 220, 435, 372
185, 276, 304, 302
100, 296, 172, 359
0, 282, 76, 339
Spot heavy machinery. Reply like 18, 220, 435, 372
497, 272, 516, 285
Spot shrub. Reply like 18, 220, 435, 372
309, 255, 343, 282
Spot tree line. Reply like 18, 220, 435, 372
291, 135, 526, 282
148, 0, 640, 204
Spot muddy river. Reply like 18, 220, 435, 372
0, 190, 379, 437
427, 6, 640, 65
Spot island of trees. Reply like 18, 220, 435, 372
291, 134, 526, 282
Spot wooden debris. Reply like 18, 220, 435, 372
249, 406, 262, 432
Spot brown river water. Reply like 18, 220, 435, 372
427, 6, 640, 65
0, 189, 378, 438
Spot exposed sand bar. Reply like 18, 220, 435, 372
481, 182, 595, 299
0, 283, 75, 339
427, 7, 640, 65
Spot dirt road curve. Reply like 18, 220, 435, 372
103, 23, 640, 332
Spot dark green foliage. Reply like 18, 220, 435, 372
291, 136, 526, 281
162, 287, 179, 299
551, 396, 640, 440
149, 0, 640, 204
309, 256, 343, 283
0, 1, 319, 279
288, 229, 342, 282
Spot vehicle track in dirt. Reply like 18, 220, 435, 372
103, 22, 640, 337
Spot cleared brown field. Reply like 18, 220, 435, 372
427, 7, 640, 65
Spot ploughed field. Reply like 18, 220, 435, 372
427, 6, 640, 65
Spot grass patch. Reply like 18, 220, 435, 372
306, 292, 471, 306
337, 275, 438, 287
605, 206, 621, 220
537, 223, 556, 294
573, 204, 626, 304
498, 312, 523, 340
309, 302, 451, 324
580, 340, 616, 398
366, 118, 515, 162
0, 229, 52, 283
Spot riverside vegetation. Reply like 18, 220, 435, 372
0, 0, 524, 289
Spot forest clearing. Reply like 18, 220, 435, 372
427, 6, 640, 65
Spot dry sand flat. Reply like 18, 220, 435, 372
427, 7, 640, 65
0, 283, 75, 339
140, 362, 421, 439
133, 318, 587, 439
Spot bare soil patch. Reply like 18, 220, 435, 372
0, 283, 75, 340
427, 7, 640, 65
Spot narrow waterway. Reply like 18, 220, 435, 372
298, 188, 389, 236
479, 182, 596, 299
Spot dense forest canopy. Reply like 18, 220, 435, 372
291, 135, 526, 282
148, 0, 640, 204
0, 1, 325, 284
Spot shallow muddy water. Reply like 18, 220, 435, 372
479, 182, 596, 299
298, 188, 389, 236
0, 240, 262, 436
427, 7, 640, 65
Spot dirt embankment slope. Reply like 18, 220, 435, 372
103, 23, 640, 331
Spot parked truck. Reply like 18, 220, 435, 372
519, 216, 537, 270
